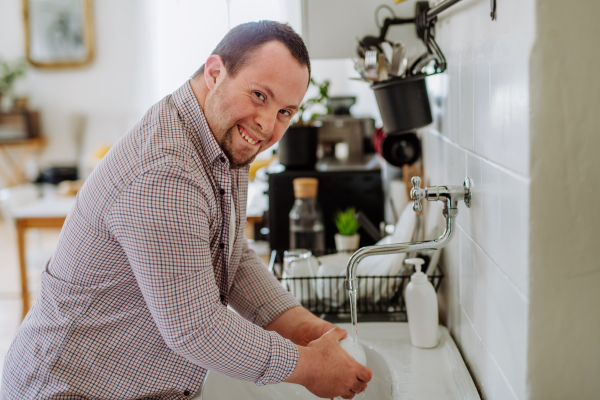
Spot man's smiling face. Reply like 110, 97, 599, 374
201, 41, 309, 169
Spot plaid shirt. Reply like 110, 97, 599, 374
1, 82, 300, 400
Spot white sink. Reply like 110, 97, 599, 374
200, 322, 480, 399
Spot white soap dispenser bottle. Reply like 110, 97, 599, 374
404, 258, 439, 348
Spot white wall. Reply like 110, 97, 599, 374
422, 0, 534, 399
425, 0, 600, 398
0, 0, 158, 173
528, 1, 600, 398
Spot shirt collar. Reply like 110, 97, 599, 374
171, 80, 227, 166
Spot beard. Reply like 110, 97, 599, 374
203, 81, 261, 169
218, 125, 260, 169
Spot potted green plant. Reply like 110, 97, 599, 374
0, 58, 27, 111
334, 207, 361, 252
277, 78, 330, 169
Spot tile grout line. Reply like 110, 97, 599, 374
459, 305, 523, 400
457, 223, 529, 303
423, 128, 531, 184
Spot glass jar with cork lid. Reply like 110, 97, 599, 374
289, 177, 325, 255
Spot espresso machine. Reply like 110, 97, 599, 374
315, 115, 374, 163
314, 96, 374, 165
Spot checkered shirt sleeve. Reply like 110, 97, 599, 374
229, 240, 302, 327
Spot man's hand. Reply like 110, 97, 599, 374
283, 327, 372, 399
290, 314, 336, 347
264, 305, 336, 346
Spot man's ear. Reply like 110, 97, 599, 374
204, 55, 224, 91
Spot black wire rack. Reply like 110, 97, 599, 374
271, 250, 444, 321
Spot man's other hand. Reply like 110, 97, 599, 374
292, 315, 336, 346
283, 327, 372, 399
264, 305, 336, 346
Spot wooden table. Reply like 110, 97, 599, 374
12, 196, 75, 319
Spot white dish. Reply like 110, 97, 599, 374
315, 253, 351, 307
355, 203, 417, 303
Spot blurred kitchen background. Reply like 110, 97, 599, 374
0, 0, 599, 399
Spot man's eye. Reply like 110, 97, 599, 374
279, 110, 291, 116
255, 92, 265, 101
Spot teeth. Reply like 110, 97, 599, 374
238, 126, 257, 145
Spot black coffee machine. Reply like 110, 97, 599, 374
266, 162, 384, 253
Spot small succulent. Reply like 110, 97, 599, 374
334, 207, 361, 236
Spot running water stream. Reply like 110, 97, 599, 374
349, 289, 358, 344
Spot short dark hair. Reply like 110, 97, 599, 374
192, 20, 310, 81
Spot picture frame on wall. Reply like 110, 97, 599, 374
22, 0, 95, 69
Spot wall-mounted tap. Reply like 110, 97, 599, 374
345, 176, 472, 291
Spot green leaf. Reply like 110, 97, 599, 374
334, 207, 361, 236
291, 78, 331, 126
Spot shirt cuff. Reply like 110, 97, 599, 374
255, 331, 299, 386
253, 290, 301, 328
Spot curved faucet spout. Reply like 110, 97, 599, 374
345, 176, 471, 291
345, 213, 455, 291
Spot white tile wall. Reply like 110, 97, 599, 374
422, 0, 534, 398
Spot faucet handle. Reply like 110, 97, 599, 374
410, 176, 424, 212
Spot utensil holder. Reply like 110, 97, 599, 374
372, 74, 433, 134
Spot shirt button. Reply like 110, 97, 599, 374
183, 389, 191, 396
219, 156, 226, 163
219, 242, 225, 249
220, 294, 225, 302
220, 189, 225, 195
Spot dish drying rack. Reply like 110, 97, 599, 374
270, 250, 444, 321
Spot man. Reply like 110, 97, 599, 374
1, 21, 371, 400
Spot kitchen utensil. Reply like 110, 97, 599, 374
410, 53, 436, 76
390, 42, 408, 77
364, 49, 379, 82
379, 41, 394, 65
377, 53, 389, 81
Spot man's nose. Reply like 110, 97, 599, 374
255, 108, 277, 135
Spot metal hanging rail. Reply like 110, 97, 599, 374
427, 0, 496, 22
426, 0, 464, 23
360, 0, 495, 77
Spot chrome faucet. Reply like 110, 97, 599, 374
345, 176, 472, 290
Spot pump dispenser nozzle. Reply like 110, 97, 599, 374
405, 258, 428, 283
405, 257, 424, 273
